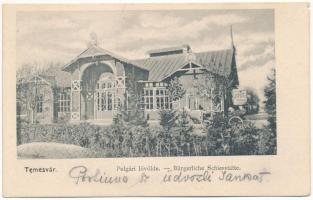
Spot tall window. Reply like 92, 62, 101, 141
36, 95, 43, 113
187, 93, 210, 111
108, 92, 113, 110
156, 88, 171, 109
114, 97, 121, 110
58, 92, 71, 112
142, 83, 171, 110
144, 89, 154, 110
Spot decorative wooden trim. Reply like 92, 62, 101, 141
71, 112, 80, 120
71, 80, 81, 91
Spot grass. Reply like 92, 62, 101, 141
17, 142, 100, 159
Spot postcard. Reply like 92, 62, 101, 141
2, 3, 310, 197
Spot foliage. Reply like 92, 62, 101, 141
263, 68, 276, 154
17, 77, 51, 124
204, 113, 261, 155
16, 63, 45, 83
193, 73, 227, 98
176, 108, 193, 135
159, 109, 177, 134
244, 87, 260, 114
120, 76, 147, 127
16, 62, 64, 124
264, 69, 276, 132
257, 128, 276, 155
168, 77, 186, 101
204, 113, 228, 155
18, 111, 276, 157
229, 123, 259, 155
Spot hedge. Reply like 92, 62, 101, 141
17, 119, 274, 157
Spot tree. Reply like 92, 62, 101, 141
263, 68, 276, 154
159, 109, 177, 134
120, 72, 147, 127
168, 77, 186, 101
205, 113, 229, 155
193, 73, 228, 97
176, 108, 193, 135
176, 108, 193, 156
229, 123, 259, 155
16, 63, 49, 124
244, 88, 260, 114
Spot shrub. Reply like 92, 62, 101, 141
18, 112, 271, 157
176, 109, 193, 134
229, 122, 259, 155
203, 113, 262, 156
159, 109, 177, 134
257, 127, 277, 155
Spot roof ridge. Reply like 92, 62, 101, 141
131, 53, 187, 62
75, 45, 96, 58
132, 48, 233, 61
194, 48, 233, 55
64, 45, 150, 72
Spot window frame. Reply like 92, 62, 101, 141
142, 83, 172, 111
36, 95, 43, 113
58, 92, 71, 113
155, 88, 171, 109
143, 88, 154, 110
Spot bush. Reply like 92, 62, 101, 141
17, 113, 274, 157
159, 109, 177, 133
204, 113, 266, 156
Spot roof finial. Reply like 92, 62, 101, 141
230, 25, 235, 49
88, 32, 98, 47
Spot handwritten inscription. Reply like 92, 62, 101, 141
162, 171, 213, 183
69, 166, 128, 184
218, 170, 270, 183
162, 170, 270, 183
68, 165, 271, 185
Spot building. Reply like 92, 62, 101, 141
17, 39, 239, 124
16, 68, 71, 124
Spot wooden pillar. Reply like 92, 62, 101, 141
153, 87, 157, 110
71, 80, 81, 121
71, 63, 81, 121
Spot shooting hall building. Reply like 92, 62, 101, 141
17, 37, 239, 124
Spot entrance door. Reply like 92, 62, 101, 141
94, 90, 115, 119
94, 73, 115, 120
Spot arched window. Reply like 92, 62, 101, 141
94, 73, 123, 118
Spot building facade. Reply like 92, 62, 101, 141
17, 43, 239, 124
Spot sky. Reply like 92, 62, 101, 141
17, 9, 275, 106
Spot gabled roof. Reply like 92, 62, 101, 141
63, 45, 149, 71
133, 48, 234, 82
62, 44, 235, 83
195, 48, 234, 77
133, 54, 191, 82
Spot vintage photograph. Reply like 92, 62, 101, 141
16, 9, 276, 159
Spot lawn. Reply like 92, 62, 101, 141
17, 142, 100, 159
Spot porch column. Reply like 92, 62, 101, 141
71, 80, 81, 121
115, 76, 126, 108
